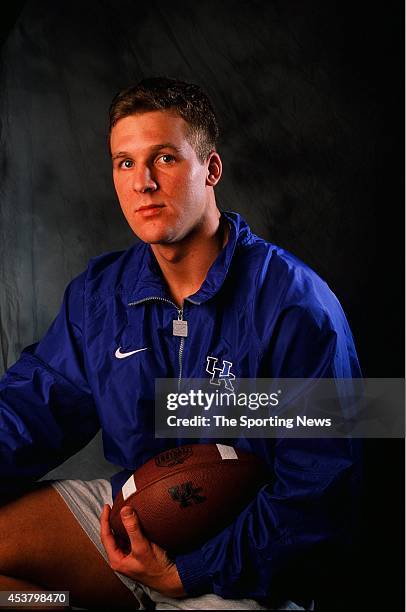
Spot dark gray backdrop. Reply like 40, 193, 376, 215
1, 0, 403, 378
0, 2, 404, 611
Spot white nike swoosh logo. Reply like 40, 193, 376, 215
114, 347, 149, 359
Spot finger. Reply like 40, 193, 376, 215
100, 504, 126, 564
100, 504, 116, 547
120, 506, 149, 555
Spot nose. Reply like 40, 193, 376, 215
132, 164, 158, 193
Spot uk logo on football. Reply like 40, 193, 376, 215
206, 356, 236, 392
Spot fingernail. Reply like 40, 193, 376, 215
121, 506, 134, 517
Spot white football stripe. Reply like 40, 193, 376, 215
216, 444, 238, 460
122, 475, 137, 500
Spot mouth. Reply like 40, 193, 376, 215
136, 204, 166, 217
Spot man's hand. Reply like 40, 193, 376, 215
100, 504, 186, 598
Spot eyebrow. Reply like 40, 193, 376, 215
111, 143, 182, 160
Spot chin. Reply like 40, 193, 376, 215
131, 224, 177, 245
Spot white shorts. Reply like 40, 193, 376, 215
50, 478, 308, 611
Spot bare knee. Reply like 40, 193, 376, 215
0, 482, 53, 576
0, 482, 139, 607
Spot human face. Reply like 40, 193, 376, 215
111, 110, 213, 244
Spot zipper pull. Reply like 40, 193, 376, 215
173, 308, 188, 337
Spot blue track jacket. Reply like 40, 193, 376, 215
0, 211, 361, 602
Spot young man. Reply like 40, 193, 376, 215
0, 78, 361, 610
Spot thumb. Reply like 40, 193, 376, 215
120, 506, 147, 551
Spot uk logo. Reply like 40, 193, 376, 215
206, 356, 235, 391
168, 482, 206, 508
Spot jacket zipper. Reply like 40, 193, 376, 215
177, 309, 185, 390
128, 296, 186, 388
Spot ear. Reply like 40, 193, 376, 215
206, 151, 222, 187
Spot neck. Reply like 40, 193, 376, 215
151, 211, 229, 307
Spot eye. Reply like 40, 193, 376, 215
158, 154, 175, 164
119, 159, 134, 169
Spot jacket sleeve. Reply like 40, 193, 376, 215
0, 271, 100, 500
175, 303, 362, 601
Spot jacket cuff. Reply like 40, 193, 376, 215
175, 549, 213, 596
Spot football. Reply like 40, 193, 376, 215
109, 443, 269, 554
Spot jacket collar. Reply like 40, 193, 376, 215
127, 210, 253, 306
